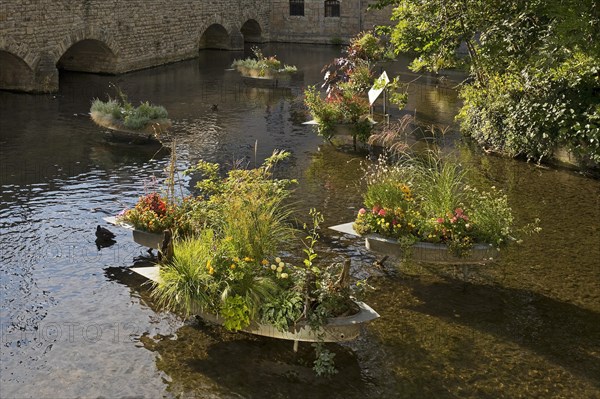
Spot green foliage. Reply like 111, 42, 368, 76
151, 232, 222, 317
371, 0, 600, 166
260, 290, 304, 332
354, 151, 539, 256
312, 343, 338, 377
348, 31, 386, 62
458, 54, 600, 163
231, 46, 297, 77
221, 295, 251, 331
90, 94, 168, 130
90, 98, 121, 118
304, 85, 373, 142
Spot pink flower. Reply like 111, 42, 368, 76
455, 208, 463, 216
378, 209, 386, 217
451, 217, 457, 224
437, 218, 444, 224
392, 219, 398, 226
462, 215, 469, 221
358, 208, 367, 215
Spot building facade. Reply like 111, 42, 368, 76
0, 1, 393, 93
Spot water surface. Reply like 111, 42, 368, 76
1, 43, 599, 399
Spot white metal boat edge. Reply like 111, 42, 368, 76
129, 265, 379, 346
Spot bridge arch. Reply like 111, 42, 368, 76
56, 39, 118, 73
241, 19, 263, 43
0, 51, 36, 92
199, 24, 232, 50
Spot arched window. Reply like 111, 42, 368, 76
290, 0, 304, 16
325, 0, 340, 17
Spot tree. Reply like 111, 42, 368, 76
370, 0, 600, 165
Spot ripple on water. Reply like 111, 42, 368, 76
1, 44, 600, 398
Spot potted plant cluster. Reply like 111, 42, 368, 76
114, 150, 378, 375
113, 192, 199, 249
304, 31, 407, 147
351, 150, 541, 263
90, 86, 171, 142
231, 46, 298, 81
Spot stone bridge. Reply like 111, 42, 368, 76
0, 0, 270, 92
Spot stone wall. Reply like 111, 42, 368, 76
269, 0, 394, 44
0, 0, 270, 92
0, 0, 393, 93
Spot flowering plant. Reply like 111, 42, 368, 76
304, 84, 373, 141
353, 152, 540, 256
118, 192, 198, 235
150, 152, 373, 375
231, 46, 297, 78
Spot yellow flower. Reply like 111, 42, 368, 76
271, 264, 277, 270
230, 264, 236, 269
275, 257, 282, 263
276, 266, 283, 273
244, 257, 252, 262
278, 262, 285, 268
261, 259, 269, 266
280, 273, 288, 279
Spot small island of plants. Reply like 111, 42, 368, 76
90, 88, 171, 140
304, 31, 407, 147
232, 47, 298, 80
352, 150, 540, 259
115, 150, 377, 375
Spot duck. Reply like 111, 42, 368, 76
96, 225, 116, 241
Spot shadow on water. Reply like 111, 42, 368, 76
104, 264, 371, 399
364, 267, 600, 398
147, 326, 369, 399
406, 276, 600, 385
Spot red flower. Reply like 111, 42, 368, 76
378, 209, 386, 217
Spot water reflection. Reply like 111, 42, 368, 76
1, 43, 599, 398
143, 322, 369, 399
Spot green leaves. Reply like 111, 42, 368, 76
373, 0, 600, 165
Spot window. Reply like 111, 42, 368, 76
325, 0, 340, 17
290, 0, 304, 16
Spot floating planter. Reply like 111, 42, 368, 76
90, 94, 171, 144
103, 216, 164, 249
302, 118, 377, 137
335, 151, 540, 280
329, 222, 498, 264
106, 152, 382, 375
231, 47, 298, 88
130, 265, 379, 350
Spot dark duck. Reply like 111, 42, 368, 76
95, 225, 117, 250
96, 225, 116, 240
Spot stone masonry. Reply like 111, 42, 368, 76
269, 1, 392, 44
0, 1, 392, 93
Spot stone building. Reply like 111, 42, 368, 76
0, 0, 393, 93
270, 0, 392, 44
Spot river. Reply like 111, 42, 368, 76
1, 43, 599, 399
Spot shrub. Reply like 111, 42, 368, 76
354, 151, 540, 256
90, 95, 169, 131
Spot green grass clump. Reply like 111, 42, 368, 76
90, 97, 168, 130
